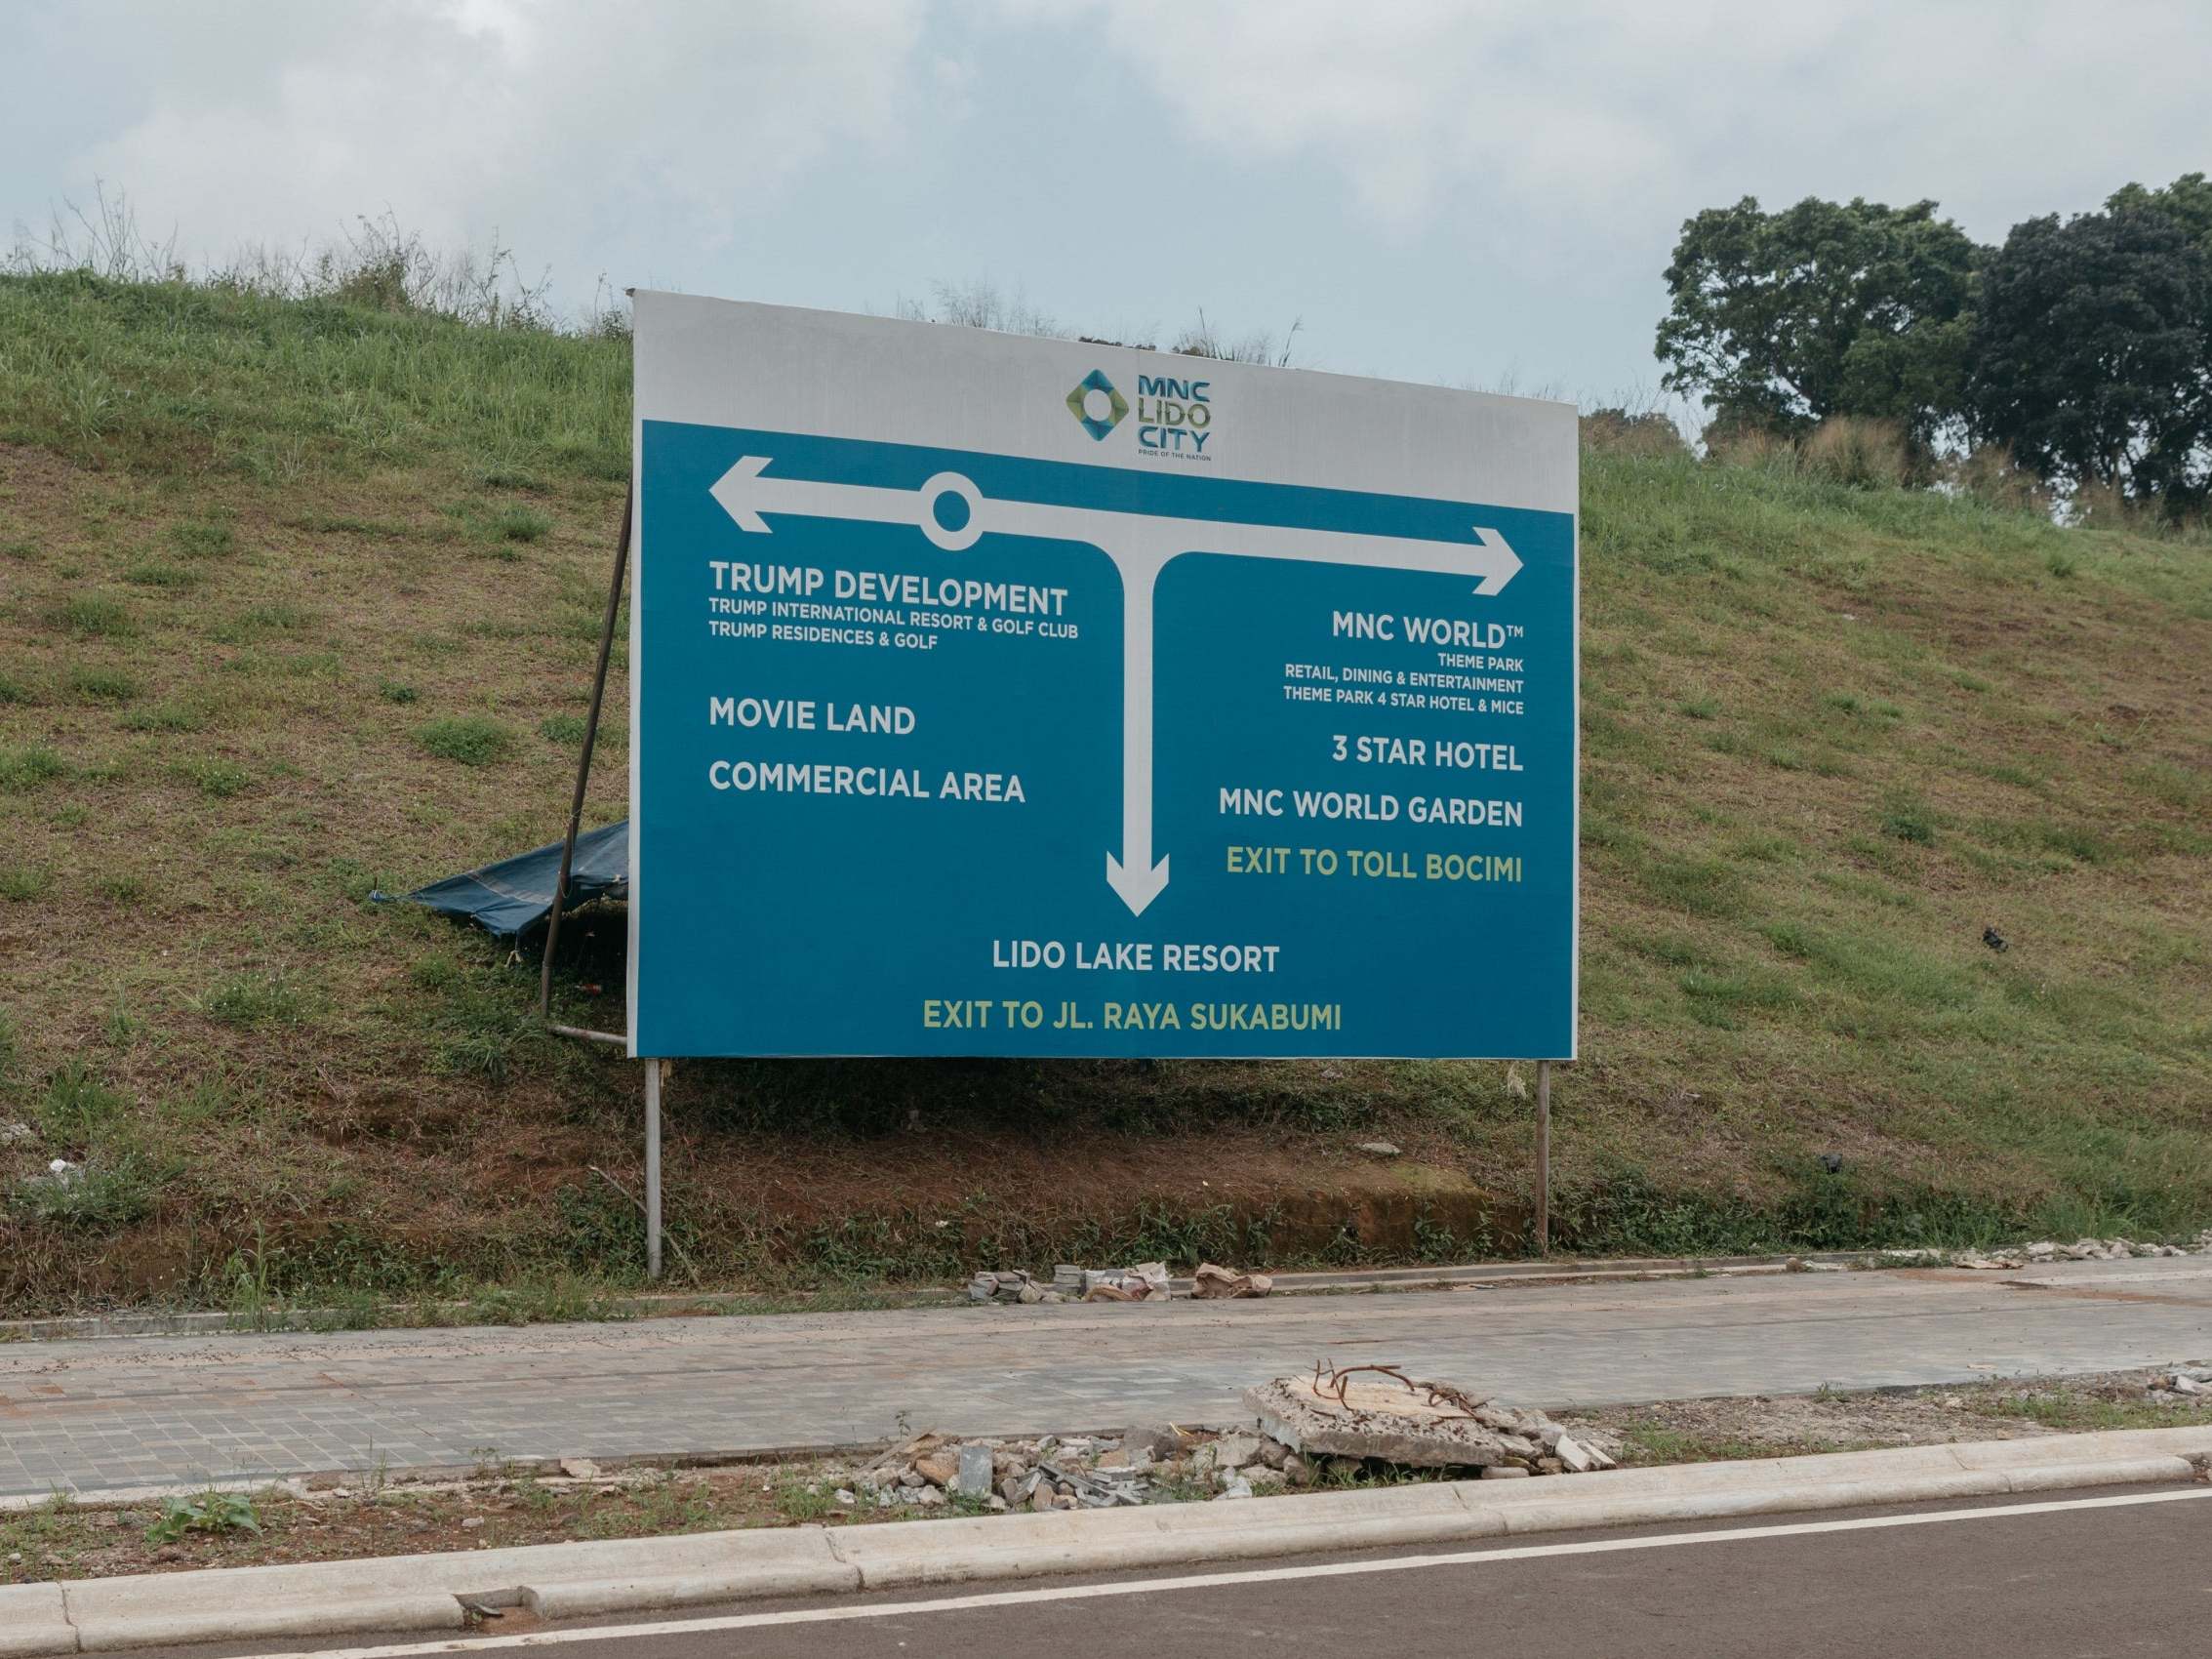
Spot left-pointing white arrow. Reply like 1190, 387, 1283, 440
710, 455, 927, 538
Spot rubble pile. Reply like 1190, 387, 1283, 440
833, 1366, 1618, 1514
1934, 1237, 2194, 1271
2147, 1366, 2210, 1404
970, 1261, 1267, 1305
1246, 1363, 1619, 1478
844, 1427, 1202, 1512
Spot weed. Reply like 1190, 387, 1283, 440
540, 712, 589, 744
173, 756, 250, 797
198, 972, 305, 1028
774, 1477, 840, 1522
145, 1490, 261, 1544
377, 678, 419, 704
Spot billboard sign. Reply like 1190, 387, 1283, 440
628, 294, 1577, 1059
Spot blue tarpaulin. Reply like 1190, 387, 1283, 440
373, 821, 629, 937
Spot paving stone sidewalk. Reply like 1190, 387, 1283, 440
3, 1257, 2208, 1497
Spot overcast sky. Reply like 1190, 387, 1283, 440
7, 1, 2208, 411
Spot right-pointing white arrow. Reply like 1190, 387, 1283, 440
707, 457, 1525, 915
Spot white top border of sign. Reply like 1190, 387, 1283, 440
627, 290, 1578, 513
624, 292, 1581, 1062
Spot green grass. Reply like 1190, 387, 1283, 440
495, 506, 552, 544
168, 521, 236, 558
195, 972, 306, 1028
416, 715, 516, 765
52, 593, 136, 637
0, 866, 52, 902
65, 666, 139, 704
0, 269, 2206, 1313
0, 745, 69, 791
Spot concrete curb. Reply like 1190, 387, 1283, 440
4, 1429, 2204, 1651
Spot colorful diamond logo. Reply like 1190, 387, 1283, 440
1066, 370, 1129, 441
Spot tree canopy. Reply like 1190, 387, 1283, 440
1654, 196, 1981, 445
1970, 205, 2210, 506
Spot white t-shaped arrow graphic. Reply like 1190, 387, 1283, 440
709, 456, 1522, 916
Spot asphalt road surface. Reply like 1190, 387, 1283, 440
143, 1483, 2212, 1659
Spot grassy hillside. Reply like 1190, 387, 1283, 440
1, 270, 2208, 1314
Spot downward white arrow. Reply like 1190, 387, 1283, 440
710, 456, 1522, 916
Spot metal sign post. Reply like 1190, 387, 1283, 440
642, 1059, 664, 1281
1535, 1060, 1551, 1255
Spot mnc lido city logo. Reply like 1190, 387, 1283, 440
1065, 368, 1215, 460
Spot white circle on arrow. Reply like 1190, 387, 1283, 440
917, 472, 985, 551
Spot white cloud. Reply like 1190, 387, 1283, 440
68, 0, 930, 281
1058, 0, 2212, 248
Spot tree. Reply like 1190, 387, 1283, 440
1655, 196, 1981, 445
1969, 206, 2210, 507
2108, 172, 2212, 250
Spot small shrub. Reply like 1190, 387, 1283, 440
67, 665, 140, 704
1800, 417, 1910, 489
1950, 444, 2047, 514
1582, 407, 1690, 458
417, 715, 515, 766
1704, 423, 1797, 471
168, 521, 236, 558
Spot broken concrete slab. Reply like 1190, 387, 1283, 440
1247, 1372, 1509, 1470
953, 1444, 995, 1496
1192, 1263, 1274, 1299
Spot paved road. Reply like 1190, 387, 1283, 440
3, 1258, 2208, 1497
136, 1484, 2212, 1658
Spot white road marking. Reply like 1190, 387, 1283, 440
244, 1486, 2212, 1657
